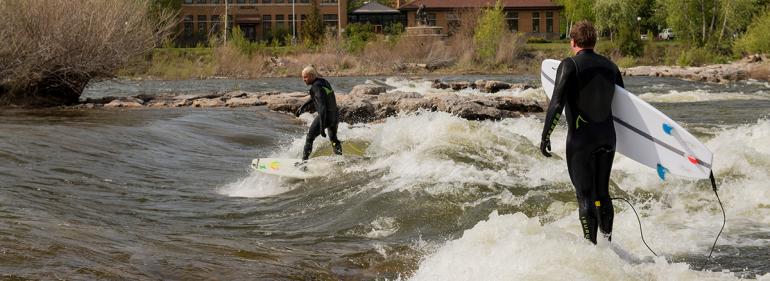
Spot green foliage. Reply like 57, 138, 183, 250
302, 0, 324, 46
592, 0, 640, 41
556, 0, 595, 23
617, 23, 644, 57
344, 23, 376, 53
676, 47, 728, 66
474, 1, 506, 65
734, 6, 770, 55
229, 27, 265, 56
526, 37, 550, 43
384, 22, 404, 36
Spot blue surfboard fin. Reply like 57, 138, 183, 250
656, 164, 669, 180
662, 123, 674, 135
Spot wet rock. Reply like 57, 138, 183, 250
338, 98, 376, 123
623, 56, 768, 83
449, 81, 472, 91
226, 96, 266, 107
104, 98, 143, 108
432, 80, 450, 89
350, 84, 387, 96
191, 98, 225, 107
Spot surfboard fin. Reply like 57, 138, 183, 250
662, 123, 674, 135
656, 164, 669, 180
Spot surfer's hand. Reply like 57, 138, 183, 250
294, 107, 302, 117
320, 129, 327, 138
540, 139, 552, 157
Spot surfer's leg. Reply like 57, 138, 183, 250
593, 146, 615, 240
328, 124, 342, 155
303, 117, 321, 160
568, 145, 599, 244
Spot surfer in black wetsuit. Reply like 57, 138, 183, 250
295, 65, 342, 161
540, 21, 625, 244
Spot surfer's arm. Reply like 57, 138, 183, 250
311, 84, 327, 133
616, 69, 625, 88
542, 61, 572, 141
296, 98, 313, 116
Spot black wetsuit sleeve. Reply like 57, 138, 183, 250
616, 69, 625, 88
542, 60, 574, 141
311, 84, 326, 129
299, 98, 313, 114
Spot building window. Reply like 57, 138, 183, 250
198, 15, 207, 34
321, 0, 338, 3
532, 12, 540, 33
427, 13, 437, 26
506, 11, 518, 32
300, 0, 309, 3
323, 14, 338, 28
183, 15, 194, 36
263, 15, 272, 36
276, 0, 285, 3
195, 0, 207, 3
447, 13, 460, 34
260, 0, 269, 3
276, 15, 285, 30
211, 0, 220, 3
546, 11, 553, 33
211, 15, 220, 33
184, 0, 193, 4
236, 0, 245, 4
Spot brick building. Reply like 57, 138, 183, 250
398, 0, 562, 39
178, 0, 348, 45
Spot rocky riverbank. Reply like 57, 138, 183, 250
74, 79, 544, 123
622, 54, 769, 83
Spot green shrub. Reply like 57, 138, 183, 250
474, 0, 506, 65
344, 23, 375, 53
617, 24, 644, 57
229, 27, 265, 56
526, 37, 550, 44
734, 7, 770, 55
676, 47, 728, 66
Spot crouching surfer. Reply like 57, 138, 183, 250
295, 65, 342, 161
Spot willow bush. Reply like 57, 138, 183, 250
0, 0, 175, 106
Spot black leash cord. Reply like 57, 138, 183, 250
611, 197, 658, 257
702, 171, 726, 271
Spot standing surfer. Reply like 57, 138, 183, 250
295, 65, 342, 161
540, 21, 625, 244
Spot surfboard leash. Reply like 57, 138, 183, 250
702, 171, 726, 271
611, 197, 658, 257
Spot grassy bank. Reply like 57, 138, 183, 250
120, 38, 755, 80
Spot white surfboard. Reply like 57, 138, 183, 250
251, 158, 325, 179
540, 59, 713, 180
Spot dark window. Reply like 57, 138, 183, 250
183, 15, 194, 36
195, 0, 207, 3
447, 13, 460, 34
532, 12, 540, 33
275, 0, 285, 3
323, 14, 338, 28
300, 0, 309, 3
211, 15, 220, 33
260, 0, 269, 3
211, 0, 220, 3
506, 11, 518, 32
546, 11, 553, 33
263, 15, 272, 36
184, 0, 193, 4
236, 0, 245, 3
198, 15, 207, 34
276, 15, 285, 29
321, 0, 338, 3
427, 13, 437, 26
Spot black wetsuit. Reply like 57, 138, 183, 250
297, 78, 341, 160
541, 49, 624, 244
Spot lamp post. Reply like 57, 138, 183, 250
224, 0, 229, 44
637, 16, 641, 38
292, 0, 297, 45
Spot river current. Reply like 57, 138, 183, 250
1, 75, 769, 280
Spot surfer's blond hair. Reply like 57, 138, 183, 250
302, 65, 319, 79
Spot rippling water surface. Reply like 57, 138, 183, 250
1, 76, 769, 280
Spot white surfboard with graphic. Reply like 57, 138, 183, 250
540, 59, 713, 180
251, 158, 327, 179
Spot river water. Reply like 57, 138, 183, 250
1, 75, 769, 280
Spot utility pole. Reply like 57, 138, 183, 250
224, 0, 229, 44
292, 0, 297, 45
337, 0, 342, 37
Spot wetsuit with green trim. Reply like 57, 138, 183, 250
541, 49, 625, 244
297, 77, 342, 160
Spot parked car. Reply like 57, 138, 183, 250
640, 34, 649, 40
658, 28, 674, 40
